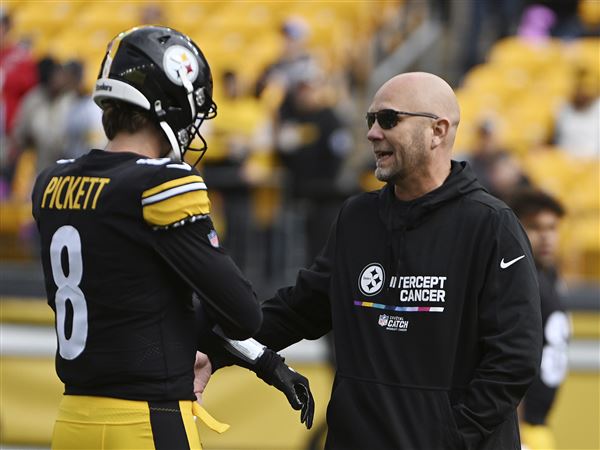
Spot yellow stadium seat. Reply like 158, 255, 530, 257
522, 147, 597, 209
456, 85, 505, 117
501, 96, 558, 155
1, 0, 26, 16
568, 38, 600, 85
76, 5, 138, 37
453, 89, 506, 154
48, 27, 113, 61
560, 214, 600, 280
463, 65, 509, 95
569, 161, 600, 213
12, 1, 83, 39
11, 150, 36, 202
531, 64, 574, 100
579, 0, 600, 27
0, 151, 35, 248
163, 2, 221, 35
489, 36, 565, 70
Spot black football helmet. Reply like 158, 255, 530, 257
92, 26, 217, 165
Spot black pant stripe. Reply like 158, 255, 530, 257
148, 401, 191, 450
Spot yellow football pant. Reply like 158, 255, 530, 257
520, 423, 556, 450
52, 395, 226, 450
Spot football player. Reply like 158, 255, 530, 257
511, 188, 570, 450
32, 26, 312, 450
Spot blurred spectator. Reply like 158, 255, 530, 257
466, 119, 511, 189
0, 9, 38, 196
0, 10, 37, 136
485, 151, 532, 201
553, 69, 600, 159
11, 56, 74, 174
62, 60, 105, 159
578, 0, 600, 36
461, 0, 525, 72
517, 0, 594, 41
275, 72, 353, 263
517, 4, 557, 43
510, 188, 570, 450
254, 16, 315, 101
534, 0, 587, 38
140, 4, 165, 25
203, 70, 271, 270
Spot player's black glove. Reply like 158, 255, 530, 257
254, 348, 314, 429
194, 298, 314, 428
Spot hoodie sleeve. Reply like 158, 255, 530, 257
252, 213, 338, 351
453, 208, 543, 449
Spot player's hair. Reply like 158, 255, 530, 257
509, 187, 566, 219
101, 100, 156, 140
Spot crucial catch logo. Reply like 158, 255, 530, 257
378, 314, 409, 332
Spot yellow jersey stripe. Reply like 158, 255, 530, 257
102, 27, 139, 78
141, 182, 206, 206
143, 190, 210, 226
142, 175, 205, 199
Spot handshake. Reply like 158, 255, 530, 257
196, 334, 314, 429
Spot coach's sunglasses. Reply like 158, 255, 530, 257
366, 109, 440, 130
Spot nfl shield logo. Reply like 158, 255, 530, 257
378, 314, 389, 327
207, 230, 219, 248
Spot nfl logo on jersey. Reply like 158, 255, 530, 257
207, 230, 219, 248
378, 314, 389, 327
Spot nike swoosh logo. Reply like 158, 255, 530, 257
500, 255, 525, 269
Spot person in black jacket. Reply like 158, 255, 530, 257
275, 72, 353, 263
208, 72, 543, 450
510, 188, 570, 450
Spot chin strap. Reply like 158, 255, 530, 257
154, 69, 209, 162
154, 100, 184, 161
178, 66, 196, 118
158, 120, 183, 161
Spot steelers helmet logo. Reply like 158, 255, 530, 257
163, 45, 199, 86
359, 263, 385, 296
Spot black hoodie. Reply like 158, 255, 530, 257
257, 161, 542, 450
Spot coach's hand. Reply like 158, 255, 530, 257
254, 349, 315, 429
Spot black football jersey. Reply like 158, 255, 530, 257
32, 149, 261, 401
522, 267, 570, 424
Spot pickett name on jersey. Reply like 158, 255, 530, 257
41, 176, 111, 210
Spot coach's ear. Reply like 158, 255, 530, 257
431, 117, 450, 150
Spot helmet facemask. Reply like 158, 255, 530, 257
155, 79, 217, 167
181, 99, 217, 167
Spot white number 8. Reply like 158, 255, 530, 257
50, 225, 88, 360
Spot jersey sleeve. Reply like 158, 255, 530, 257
141, 162, 210, 228
139, 161, 262, 339
152, 214, 263, 340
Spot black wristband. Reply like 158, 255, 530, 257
254, 348, 284, 385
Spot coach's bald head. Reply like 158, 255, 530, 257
375, 72, 460, 147
367, 72, 461, 200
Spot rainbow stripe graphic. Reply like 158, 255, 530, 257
354, 301, 444, 313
